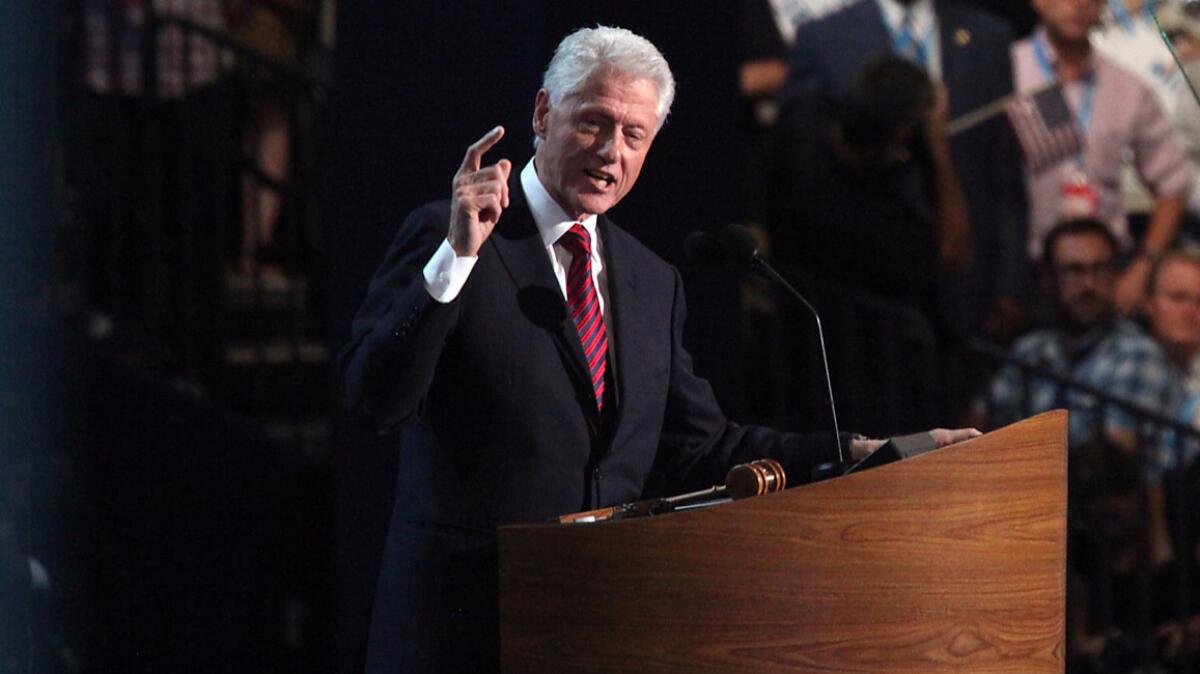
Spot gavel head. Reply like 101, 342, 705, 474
725, 459, 787, 500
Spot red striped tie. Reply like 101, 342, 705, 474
560, 224, 607, 412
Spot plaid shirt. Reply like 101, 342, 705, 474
85, 0, 225, 99
1158, 357, 1200, 479
976, 319, 1177, 479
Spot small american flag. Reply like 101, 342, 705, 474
1004, 84, 1084, 174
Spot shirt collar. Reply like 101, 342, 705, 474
1055, 315, 1118, 362
1033, 25, 1096, 78
875, 0, 936, 35
520, 159, 599, 249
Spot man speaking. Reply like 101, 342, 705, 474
340, 25, 976, 673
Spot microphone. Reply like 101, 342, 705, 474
685, 224, 847, 466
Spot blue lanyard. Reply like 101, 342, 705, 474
1033, 33, 1096, 134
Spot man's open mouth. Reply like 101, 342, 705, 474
585, 169, 615, 186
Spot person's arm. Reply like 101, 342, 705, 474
339, 207, 462, 430
1103, 341, 1180, 566
1146, 484, 1175, 567
1116, 195, 1186, 313
339, 127, 512, 430
644, 268, 976, 497
926, 85, 973, 274
740, 59, 789, 98
641, 267, 848, 496
1116, 91, 1195, 313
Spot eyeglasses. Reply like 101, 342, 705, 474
1054, 261, 1116, 281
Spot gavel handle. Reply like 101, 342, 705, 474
661, 485, 726, 506
558, 460, 786, 523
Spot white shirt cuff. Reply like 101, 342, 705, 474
422, 239, 478, 303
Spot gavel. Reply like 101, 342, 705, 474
559, 459, 787, 524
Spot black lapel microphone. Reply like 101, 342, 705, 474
684, 224, 847, 466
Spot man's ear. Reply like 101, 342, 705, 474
533, 89, 551, 140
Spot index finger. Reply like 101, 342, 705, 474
460, 125, 505, 173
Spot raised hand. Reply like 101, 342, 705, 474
449, 126, 512, 257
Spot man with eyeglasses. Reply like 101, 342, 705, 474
973, 217, 1173, 454
970, 217, 1176, 667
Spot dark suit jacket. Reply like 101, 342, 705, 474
780, 0, 1028, 336
340, 176, 846, 673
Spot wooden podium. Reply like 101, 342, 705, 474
498, 412, 1067, 673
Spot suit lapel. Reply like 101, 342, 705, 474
489, 178, 599, 430
597, 216, 634, 427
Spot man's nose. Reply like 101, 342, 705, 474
597, 130, 621, 163
1083, 277, 1109, 295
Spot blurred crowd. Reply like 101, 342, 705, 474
737, 0, 1200, 670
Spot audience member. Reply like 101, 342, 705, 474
771, 56, 966, 311
1092, 0, 1198, 257
1147, 249, 1200, 371
973, 218, 1174, 456
771, 55, 972, 433
1013, 0, 1194, 314
1145, 249, 1200, 474
1138, 248, 1200, 666
779, 0, 1027, 341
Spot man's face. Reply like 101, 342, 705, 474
1050, 232, 1117, 329
1146, 259, 1200, 359
1034, 0, 1103, 43
532, 72, 659, 219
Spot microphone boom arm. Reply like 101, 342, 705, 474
748, 257, 847, 465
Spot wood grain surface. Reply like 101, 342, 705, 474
499, 411, 1067, 673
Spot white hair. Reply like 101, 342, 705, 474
541, 25, 676, 132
